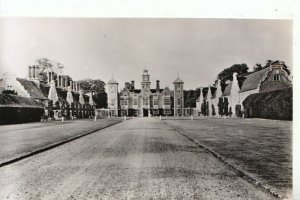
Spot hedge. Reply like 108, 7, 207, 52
0, 106, 44, 125
0, 94, 44, 124
242, 87, 292, 120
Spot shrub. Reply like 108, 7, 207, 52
0, 107, 44, 125
223, 97, 229, 116
235, 104, 242, 117
212, 104, 216, 116
242, 87, 292, 120
218, 98, 224, 116
229, 107, 233, 117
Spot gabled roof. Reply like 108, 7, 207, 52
210, 87, 217, 99
201, 87, 208, 100
83, 95, 89, 104
56, 88, 67, 102
141, 87, 152, 96
17, 78, 47, 99
120, 87, 130, 95
150, 89, 163, 93
239, 67, 270, 92
222, 81, 233, 97
134, 89, 141, 93
72, 92, 80, 103
161, 87, 172, 96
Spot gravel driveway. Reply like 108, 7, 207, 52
0, 118, 276, 200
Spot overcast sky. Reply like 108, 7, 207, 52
0, 18, 292, 90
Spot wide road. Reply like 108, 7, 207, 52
0, 118, 275, 200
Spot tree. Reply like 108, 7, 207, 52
201, 101, 207, 116
229, 107, 233, 117
78, 79, 105, 93
235, 104, 242, 118
55, 101, 60, 109
218, 97, 224, 116
216, 63, 249, 93
78, 79, 107, 108
34, 58, 65, 84
223, 97, 229, 116
212, 104, 216, 116
206, 101, 209, 116
184, 88, 201, 108
252, 60, 291, 75
35, 58, 64, 73
93, 92, 107, 109
217, 63, 249, 82
253, 63, 263, 72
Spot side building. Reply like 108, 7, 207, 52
196, 60, 292, 118
0, 65, 95, 120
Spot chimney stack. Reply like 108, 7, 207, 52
35, 66, 39, 78
131, 80, 135, 90
28, 66, 32, 78
65, 76, 68, 88
125, 82, 130, 89
156, 80, 160, 91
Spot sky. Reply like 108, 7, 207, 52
0, 18, 293, 90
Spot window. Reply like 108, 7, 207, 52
163, 97, 171, 105
143, 76, 148, 81
111, 99, 115, 107
134, 99, 138, 105
274, 74, 280, 81
177, 98, 181, 105
143, 98, 149, 105
153, 98, 158, 105
121, 99, 127, 106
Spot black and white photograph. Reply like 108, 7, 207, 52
0, 1, 296, 199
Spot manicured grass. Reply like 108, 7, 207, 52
164, 117, 292, 198
0, 118, 122, 165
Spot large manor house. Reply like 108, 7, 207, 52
107, 69, 184, 117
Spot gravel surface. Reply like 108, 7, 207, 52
0, 118, 276, 199
0, 118, 122, 165
163, 117, 292, 199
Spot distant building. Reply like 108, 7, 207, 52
107, 78, 119, 117
0, 65, 94, 119
107, 69, 184, 117
173, 77, 184, 116
196, 61, 292, 117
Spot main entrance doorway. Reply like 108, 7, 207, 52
143, 108, 149, 117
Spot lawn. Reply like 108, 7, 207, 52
163, 117, 292, 198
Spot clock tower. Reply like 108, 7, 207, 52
173, 76, 184, 116
107, 78, 119, 117
141, 69, 151, 89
